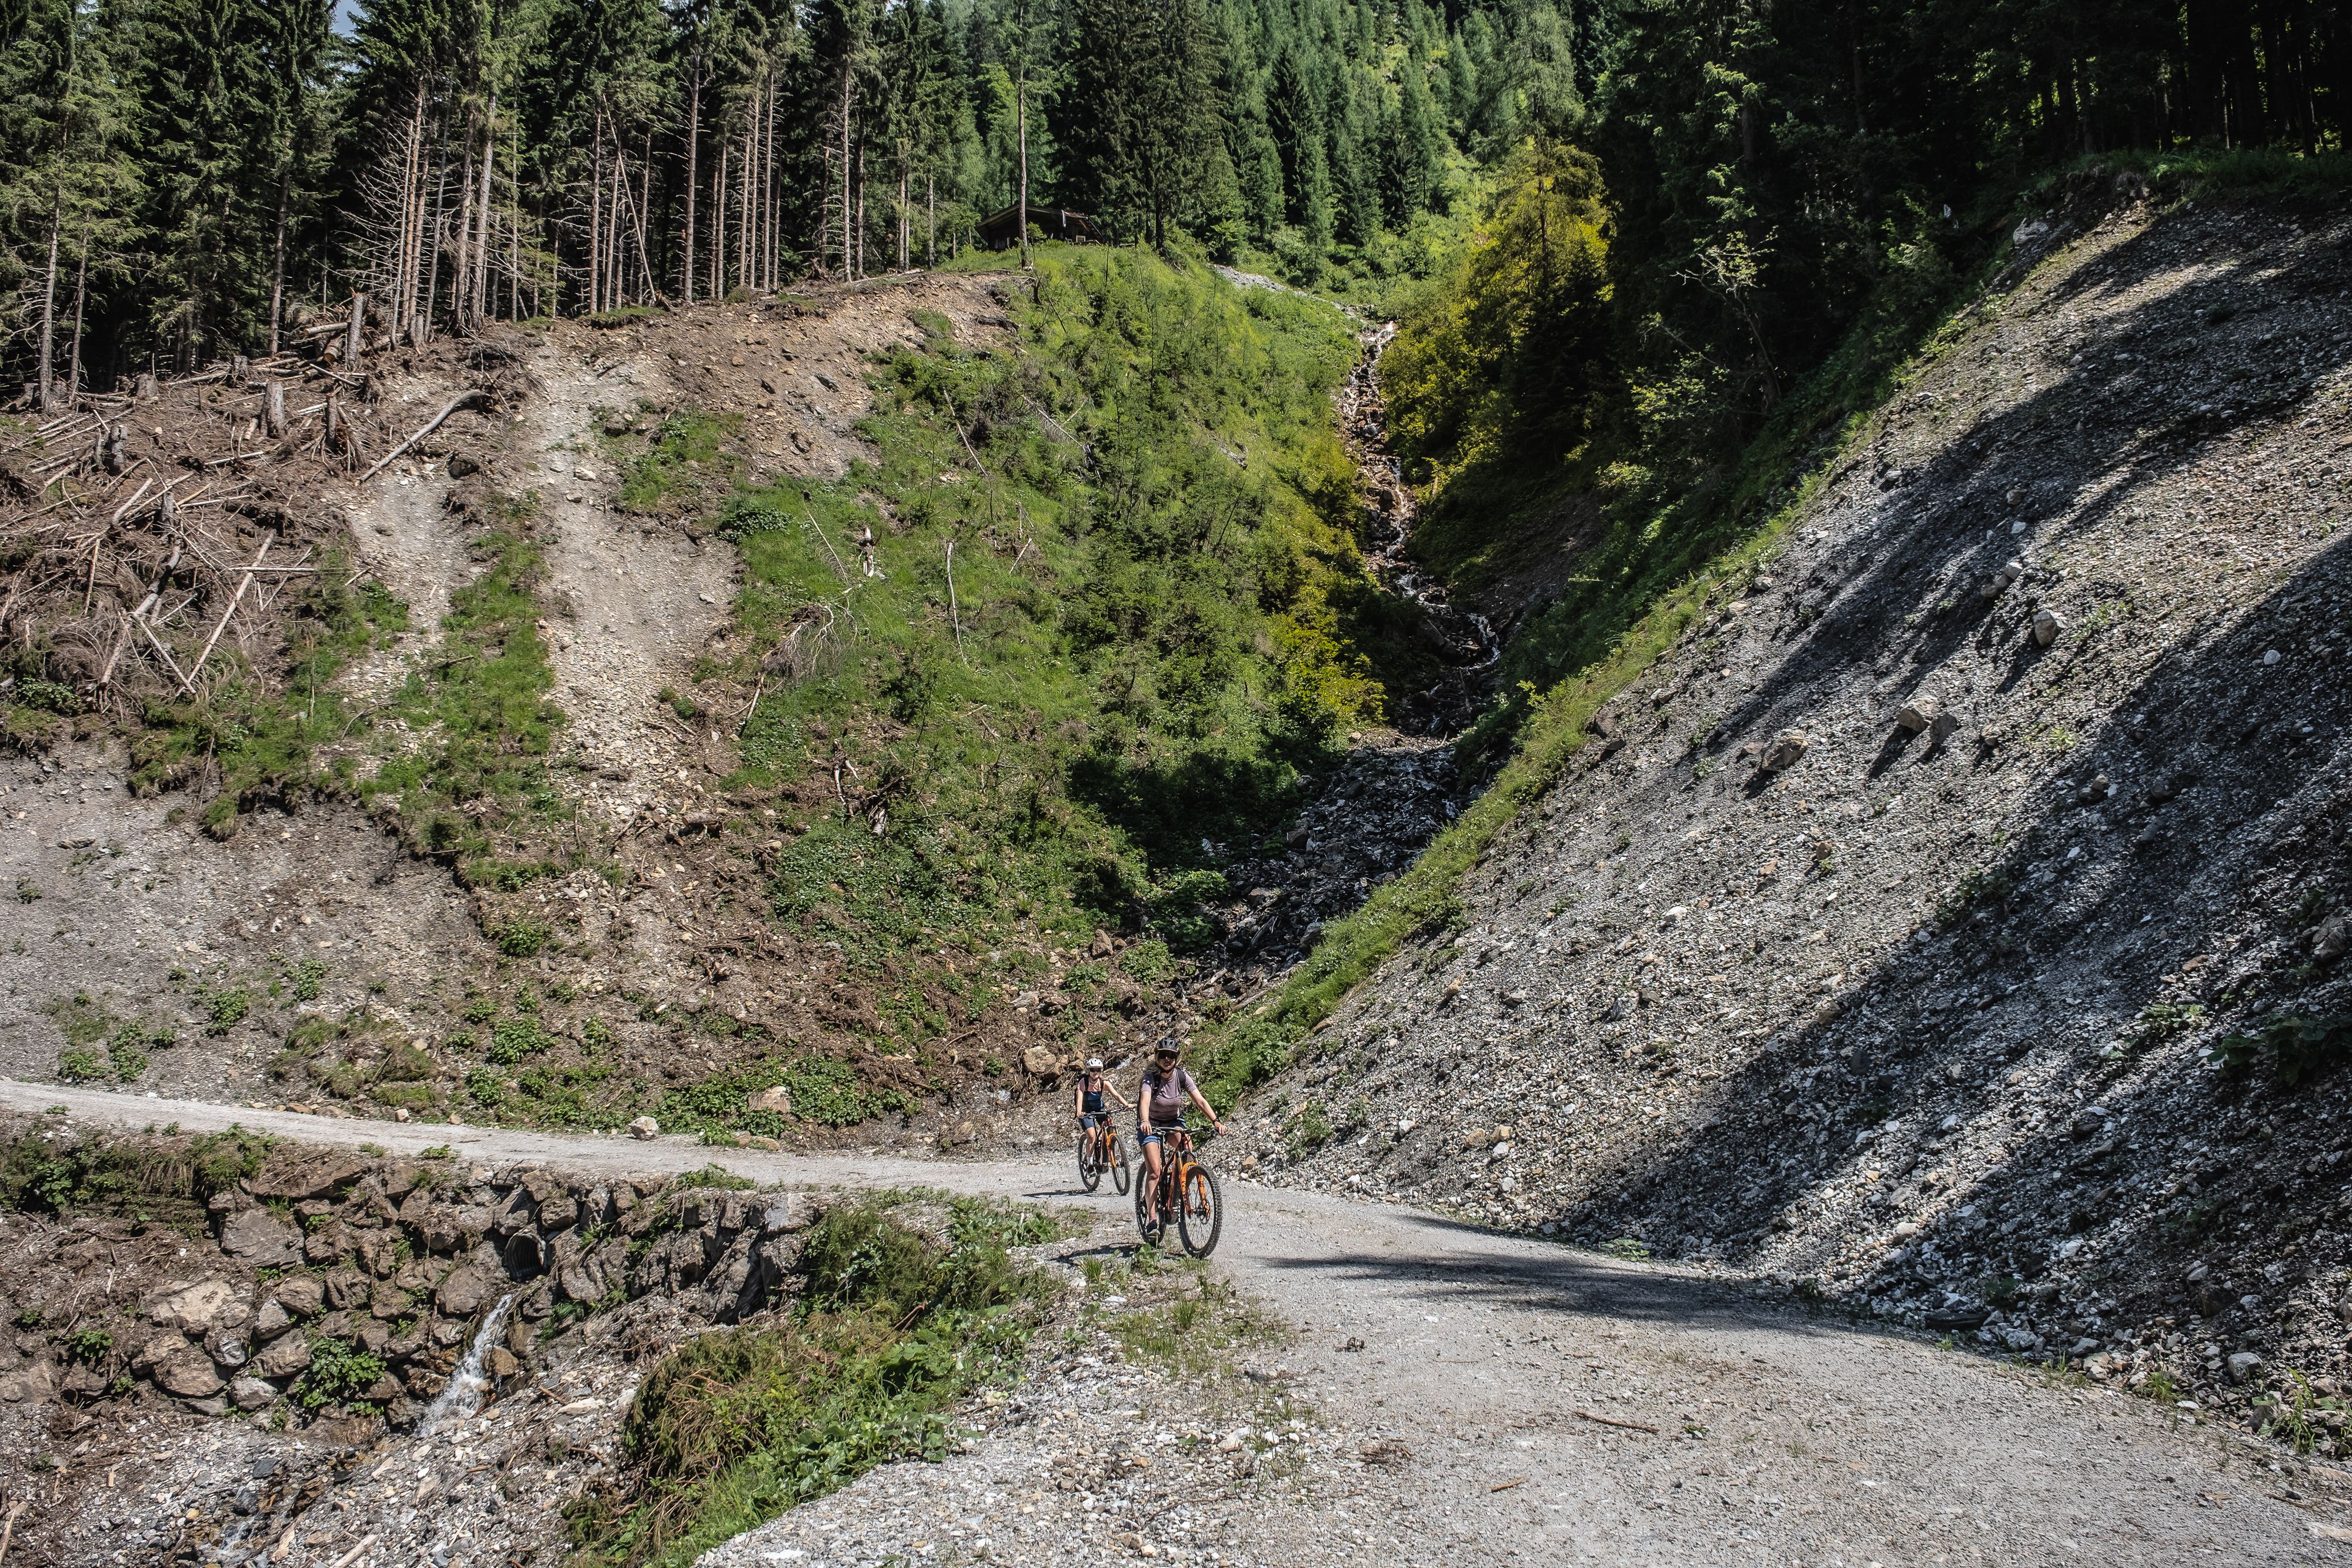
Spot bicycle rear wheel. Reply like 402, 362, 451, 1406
1078, 1129, 1101, 1192
1178, 1161, 1222, 1258
1110, 1129, 1131, 1195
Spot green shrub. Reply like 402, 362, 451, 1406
292, 1337, 389, 1411
492, 920, 552, 958
58, 1049, 106, 1083
573, 1198, 1050, 1568
199, 984, 251, 1034
2207, 1015, 2352, 1086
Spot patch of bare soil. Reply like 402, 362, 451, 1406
0, 744, 483, 1098
3, 270, 1153, 1149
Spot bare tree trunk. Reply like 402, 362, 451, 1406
854, 135, 865, 279
713, 141, 727, 300
397, 86, 427, 337
511, 119, 523, 320
1017, 77, 1031, 271
898, 161, 908, 270
346, 290, 366, 365
422, 112, 449, 340
36, 196, 60, 412
612, 145, 630, 307
927, 170, 936, 265
453, 135, 476, 331
738, 126, 753, 293
264, 379, 286, 436
268, 177, 291, 356
66, 229, 87, 399
588, 116, 604, 315
470, 96, 496, 330
838, 63, 853, 278
683, 75, 701, 305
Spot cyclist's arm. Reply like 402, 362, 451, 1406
1106, 1084, 1134, 1109
1186, 1081, 1222, 1131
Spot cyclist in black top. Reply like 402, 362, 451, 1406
1074, 1056, 1131, 1137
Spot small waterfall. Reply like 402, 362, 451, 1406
417, 1293, 516, 1436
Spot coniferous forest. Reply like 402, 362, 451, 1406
2, 0, 2345, 416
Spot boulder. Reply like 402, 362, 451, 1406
219, 1209, 302, 1266
436, 1265, 494, 1318
1896, 695, 1941, 734
132, 1332, 192, 1372
148, 1278, 249, 1333
1755, 729, 1809, 775
275, 1276, 326, 1318
747, 1085, 793, 1117
536, 1195, 579, 1232
2311, 914, 2348, 964
2032, 608, 2064, 647
1927, 711, 1962, 748
250, 1300, 293, 1342
248, 1149, 373, 1202
0, 1362, 58, 1403
255, 1332, 312, 1380
1021, 1045, 1063, 1077
627, 1116, 660, 1141
154, 1350, 225, 1399
229, 1376, 280, 1412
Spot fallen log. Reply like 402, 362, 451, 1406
356, 389, 487, 484
179, 529, 273, 692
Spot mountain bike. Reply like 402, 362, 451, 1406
1077, 1119, 1130, 1195
1134, 1121, 1221, 1258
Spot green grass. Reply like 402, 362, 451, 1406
709, 246, 1413, 979
569, 1195, 1056, 1568
119, 551, 405, 831
0, 1124, 274, 1219
360, 524, 572, 882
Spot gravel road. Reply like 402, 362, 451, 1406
12, 1078, 2345, 1564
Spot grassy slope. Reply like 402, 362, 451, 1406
696, 247, 1426, 982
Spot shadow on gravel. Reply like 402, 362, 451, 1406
1251, 1209, 1915, 1340
1559, 501, 2352, 1342
1532, 206, 2352, 1353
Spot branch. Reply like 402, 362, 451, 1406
356, 390, 489, 484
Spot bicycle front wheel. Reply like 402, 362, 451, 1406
1110, 1129, 1131, 1195
1078, 1130, 1101, 1192
1178, 1161, 1222, 1258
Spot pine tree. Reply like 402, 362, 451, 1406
0, 0, 139, 405
1058, 0, 1214, 248
138, 0, 276, 366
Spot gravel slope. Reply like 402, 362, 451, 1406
1227, 189, 2352, 1440
11, 1079, 2348, 1564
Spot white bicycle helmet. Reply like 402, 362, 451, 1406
1085, 1057, 1104, 1069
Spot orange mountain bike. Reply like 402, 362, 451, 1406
1134, 1121, 1221, 1258
1077, 1119, 1130, 1195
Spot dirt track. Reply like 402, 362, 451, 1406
8, 1078, 2344, 1564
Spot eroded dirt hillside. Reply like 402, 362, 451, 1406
1232, 192, 2352, 1440
1, 275, 1181, 1148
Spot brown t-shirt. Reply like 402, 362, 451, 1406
1141, 1066, 1197, 1126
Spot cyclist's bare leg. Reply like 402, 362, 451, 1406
1142, 1138, 1164, 1222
